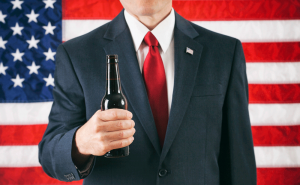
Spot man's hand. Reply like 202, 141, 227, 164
72, 109, 135, 167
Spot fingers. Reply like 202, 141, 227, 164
76, 109, 135, 156
107, 137, 134, 151
100, 119, 135, 132
97, 109, 133, 121
89, 109, 135, 155
103, 128, 136, 141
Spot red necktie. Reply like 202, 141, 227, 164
143, 31, 169, 147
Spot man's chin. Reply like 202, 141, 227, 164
134, 8, 159, 17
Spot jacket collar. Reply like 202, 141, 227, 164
104, 9, 199, 41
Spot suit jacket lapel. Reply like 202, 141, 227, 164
159, 12, 203, 164
103, 10, 162, 156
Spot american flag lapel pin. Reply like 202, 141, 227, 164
186, 47, 193, 55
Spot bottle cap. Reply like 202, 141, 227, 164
106, 55, 118, 63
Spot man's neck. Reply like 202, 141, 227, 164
125, 6, 172, 30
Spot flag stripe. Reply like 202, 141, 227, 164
249, 103, 300, 126
2, 124, 300, 146
174, 0, 300, 21
62, 0, 300, 20
62, 20, 109, 42
249, 84, 300, 103
62, 20, 300, 42
0, 167, 299, 185
242, 42, 300, 62
0, 167, 83, 185
257, 168, 300, 185
195, 20, 300, 42
0, 102, 52, 125
0, 125, 47, 145
1, 145, 299, 167
1, 103, 299, 127
254, 146, 300, 167
247, 62, 300, 84
0, 146, 39, 167
252, 125, 300, 146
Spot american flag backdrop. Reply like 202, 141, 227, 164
0, 0, 299, 184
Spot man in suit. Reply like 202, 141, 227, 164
38, 0, 256, 184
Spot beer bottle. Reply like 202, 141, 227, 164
101, 54, 129, 158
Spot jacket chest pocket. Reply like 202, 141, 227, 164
192, 83, 222, 97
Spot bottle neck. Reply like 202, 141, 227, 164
106, 62, 121, 95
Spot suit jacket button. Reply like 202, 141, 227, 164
64, 173, 75, 181
158, 169, 168, 177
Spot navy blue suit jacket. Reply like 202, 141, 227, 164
39, 9, 256, 185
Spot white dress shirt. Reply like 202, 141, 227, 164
124, 9, 175, 113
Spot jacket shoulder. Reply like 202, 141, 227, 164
189, 22, 240, 60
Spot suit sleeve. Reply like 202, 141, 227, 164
219, 39, 257, 185
38, 44, 93, 181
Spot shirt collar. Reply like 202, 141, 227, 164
124, 8, 175, 53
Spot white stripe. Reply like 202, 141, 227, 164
255, 146, 300, 167
0, 102, 52, 125
249, 103, 300, 126
247, 62, 300, 84
62, 20, 109, 42
0, 99, 299, 127
62, 20, 300, 42
0, 146, 40, 167
195, 20, 300, 42
1, 145, 299, 167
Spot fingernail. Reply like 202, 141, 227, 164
127, 112, 133, 118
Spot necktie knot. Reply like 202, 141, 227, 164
144, 31, 159, 47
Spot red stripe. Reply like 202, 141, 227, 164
249, 84, 300, 104
3, 124, 300, 146
173, 0, 300, 21
62, 0, 123, 20
0, 125, 47, 145
62, 0, 300, 20
243, 42, 300, 62
257, 168, 300, 185
1, 167, 299, 185
252, 125, 300, 146
0, 167, 83, 184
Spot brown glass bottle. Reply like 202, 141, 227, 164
101, 55, 129, 158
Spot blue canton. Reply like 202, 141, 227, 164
0, 0, 61, 102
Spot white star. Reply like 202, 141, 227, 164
26, 9, 39, 23
43, 0, 56, 9
11, 0, 23, 10
11, 49, 24, 62
11, 22, 24, 36
0, 37, 8, 49
0, 63, 8, 75
43, 73, 54, 87
44, 48, 56, 61
43, 22, 56, 35
0, 11, 7, 23
27, 61, 40, 74
26, 36, 40, 49
11, 74, 25, 88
